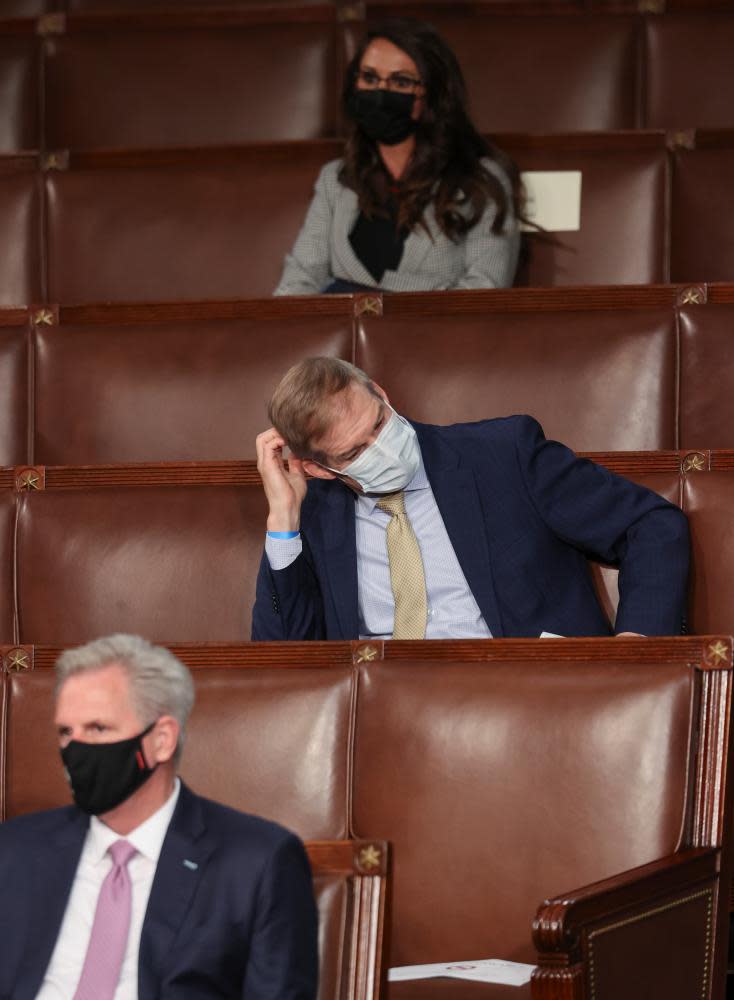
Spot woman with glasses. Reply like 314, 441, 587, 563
275, 17, 522, 295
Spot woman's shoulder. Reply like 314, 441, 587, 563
479, 154, 513, 189
314, 157, 347, 188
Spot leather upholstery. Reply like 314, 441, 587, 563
0, 493, 16, 644
15, 487, 268, 643
0, 323, 28, 466
179, 667, 352, 839
45, 149, 334, 302
0, 36, 39, 153
34, 317, 352, 463
671, 148, 734, 284
352, 659, 695, 965
682, 472, 734, 636
645, 14, 734, 129
0, 165, 41, 306
511, 143, 668, 286
357, 307, 677, 451
389, 12, 639, 132
679, 304, 734, 450
2, 671, 63, 818
45, 21, 339, 149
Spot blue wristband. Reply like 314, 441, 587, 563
267, 530, 300, 540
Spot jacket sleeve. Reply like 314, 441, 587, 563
251, 544, 327, 641
241, 833, 319, 1000
512, 416, 690, 636
274, 162, 336, 296
452, 158, 520, 290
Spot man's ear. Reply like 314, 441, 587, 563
371, 382, 390, 407
302, 460, 337, 480
148, 715, 179, 765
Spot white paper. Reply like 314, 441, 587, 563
539, 631, 564, 638
388, 958, 535, 986
519, 170, 582, 232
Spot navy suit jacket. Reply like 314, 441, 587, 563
252, 416, 689, 640
0, 783, 318, 1000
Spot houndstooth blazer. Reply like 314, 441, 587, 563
274, 158, 520, 295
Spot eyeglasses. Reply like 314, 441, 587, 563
356, 69, 423, 94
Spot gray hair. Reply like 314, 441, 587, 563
55, 634, 195, 764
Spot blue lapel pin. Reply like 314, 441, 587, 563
183, 859, 198, 871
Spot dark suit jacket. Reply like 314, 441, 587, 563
252, 415, 689, 640
0, 783, 318, 999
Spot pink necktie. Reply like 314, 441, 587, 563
74, 839, 137, 1000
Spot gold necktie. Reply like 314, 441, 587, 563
376, 490, 428, 640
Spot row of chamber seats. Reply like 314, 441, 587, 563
2, 639, 732, 998
0, 452, 732, 644
2, 289, 734, 468
2, 133, 734, 303
2, 5, 734, 152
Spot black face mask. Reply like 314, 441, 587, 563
347, 89, 417, 146
61, 721, 157, 815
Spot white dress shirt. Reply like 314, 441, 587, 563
37, 778, 181, 1000
266, 456, 492, 639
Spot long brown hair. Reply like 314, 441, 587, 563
339, 18, 523, 243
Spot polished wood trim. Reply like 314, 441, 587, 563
307, 839, 389, 876
22, 637, 734, 671
4, 452, 734, 492
58, 295, 354, 326
57, 141, 343, 173
532, 849, 719, 999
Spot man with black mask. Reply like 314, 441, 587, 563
0, 634, 318, 1000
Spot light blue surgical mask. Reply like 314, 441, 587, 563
326, 407, 420, 494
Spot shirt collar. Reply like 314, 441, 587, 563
88, 777, 181, 866
358, 450, 429, 515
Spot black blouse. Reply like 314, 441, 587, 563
349, 194, 408, 283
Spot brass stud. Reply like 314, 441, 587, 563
681, 452, 706, 473
4, 648, 31, 673
355, 296, 382, 317
679, 288, 704, 306
16, 469, 41, 491
705, 640, 730, 667
355, 644, 379, 663
33, 308, 55, 326
358, 844, 382, 871
337, 3, 364, 22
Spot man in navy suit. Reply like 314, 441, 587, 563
0, 634, 318, 1000
252, 357, 689, 641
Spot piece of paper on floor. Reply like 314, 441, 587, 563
388, 959, 535, 986
519, 170, 582, 232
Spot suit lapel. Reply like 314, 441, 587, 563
416, 424, 505, 637
310, 484, 360, 639
138, 784, 216, 1000
16, 809, 88, 1000
383, 204, 437, 283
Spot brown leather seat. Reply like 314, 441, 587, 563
351, 655, 708, 972
671, 146, 734, 284
14, 485, 268, 643
367, 9, 639, 132
679, 303, 734, 450
0, 494, 15, 643
682, 470, 734, 636
0, 162, 42, 306
45, 146, 340, 302
0, 34, 39, 153
508, 138, 668, 286
2, 665, 352, 839
44, 12, 341, 149
34, 314, 352, 463
645, 13, 734, 129
357, 305, 677, 451
0, 322, 28, 466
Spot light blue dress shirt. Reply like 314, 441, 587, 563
265, 456, 492, 640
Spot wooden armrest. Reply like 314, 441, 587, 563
531, 848, 720, 1000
